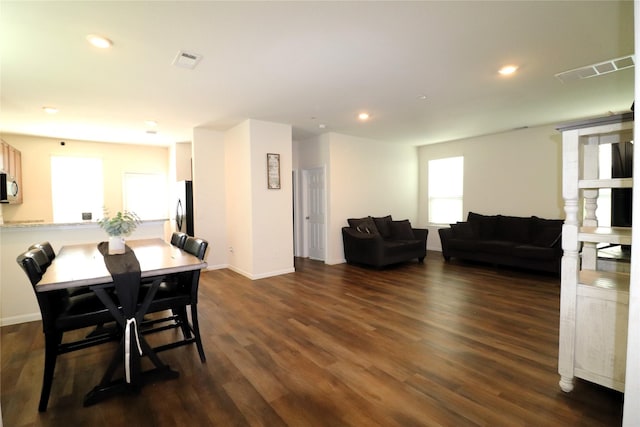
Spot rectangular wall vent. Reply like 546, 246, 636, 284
172, 51, 203, 70
555, 55, 635, 83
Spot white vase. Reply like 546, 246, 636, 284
108, 236, 125, 255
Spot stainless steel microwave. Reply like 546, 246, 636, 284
0, 172, 19, 203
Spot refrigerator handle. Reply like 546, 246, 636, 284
176, 199, 183, 231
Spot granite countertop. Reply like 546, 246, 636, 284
0, 219, 168, 228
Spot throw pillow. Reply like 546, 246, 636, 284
467, 212, 498, 239
390, 219, 415, 240
348, 217, 380, 235
373, 215, 393, 239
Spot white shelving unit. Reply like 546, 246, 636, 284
558, 112, 633, 393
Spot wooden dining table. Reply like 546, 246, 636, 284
37, 238, 208, 405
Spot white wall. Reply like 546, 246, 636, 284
175, 141, 192, 181
225, 121, 253, 276
294, 132, 418, 265
327, 133, 418, 264
249, 120, 294, 278
192, 128, 227, 269
418, 124, 563, 250
224, 119, 294, 279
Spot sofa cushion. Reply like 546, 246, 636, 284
373, 215, 393, 239
383, 239, 422, 257
450, 222, 475, 239
475, 240, 518, 255
390, 220, 415, 240
448, 238, 483, 252
531, 216, 563, 247
495, 215, 532, 243
467, 212, 499, 239
348, 217, 379, 235
513, 244, 559, 260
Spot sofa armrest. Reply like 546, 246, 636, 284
438, 227, 454, 260
342, 227, 384, 264
411, 228, 429, 244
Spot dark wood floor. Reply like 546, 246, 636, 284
2, 252, 623, 426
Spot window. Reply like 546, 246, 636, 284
51, 156, 104, 223
428, 156, 463, 224
123, 173, 168, 220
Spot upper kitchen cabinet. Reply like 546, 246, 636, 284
1, 139, 23, 204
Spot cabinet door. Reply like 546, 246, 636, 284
12, 148, 22, 203
574, 290, 628, 392
0, 141, 8, 173
8, 145, 16, 177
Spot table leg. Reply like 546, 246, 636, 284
83, 278, 179, 406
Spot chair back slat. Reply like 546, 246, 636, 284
29, 242, 56, 264
17, 248, 50, 286
183, 237, 208, 260
170, 232, 188, 249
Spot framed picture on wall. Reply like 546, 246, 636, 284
267, 153, 280, 189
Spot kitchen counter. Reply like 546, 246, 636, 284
0, 218, 170, 326
0, 219, 168, 229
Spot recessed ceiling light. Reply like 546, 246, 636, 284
145, 120, 158, 127
86, 34, 113, 49
498, 65, 518, 76
358, 112, 370, 121
42, 106, 58, 114
418, 95, 428, 100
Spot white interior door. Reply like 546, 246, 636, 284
303, 167, 326, 261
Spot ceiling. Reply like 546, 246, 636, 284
0, 1, 635, 147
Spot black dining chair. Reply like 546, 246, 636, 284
16, 248, 121, 412
28, 241, 56, 267
29, 241, 95, 298
170, 231, 188, 249
141, 236, 208, 363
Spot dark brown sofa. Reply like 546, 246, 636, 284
438, 212, 563, 274
342, 215, 428, 268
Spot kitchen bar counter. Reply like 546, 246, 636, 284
0, 219, 170, 326
0, 219, 168, 228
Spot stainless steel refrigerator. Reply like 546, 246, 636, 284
175, 180, 194, 236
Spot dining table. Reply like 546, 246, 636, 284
37, 238, 208, 406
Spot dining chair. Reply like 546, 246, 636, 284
16, 248, 121, 412
141, 236, 208, 363
28, 241, 56, 268
29, 241, 94, 298
170, 231, 188, 248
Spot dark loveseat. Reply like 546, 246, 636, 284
342, 215, 428, 268
438, 212, 563, 274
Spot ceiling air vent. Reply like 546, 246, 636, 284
555, 54, 635, 83
172, 51, 202, 70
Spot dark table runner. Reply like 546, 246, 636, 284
97, 242, 142, 383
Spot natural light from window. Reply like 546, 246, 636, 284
428, 156, 463, 224
51, 156, 104, 223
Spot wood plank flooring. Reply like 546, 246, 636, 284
2, 252, 624, 426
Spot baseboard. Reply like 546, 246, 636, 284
1, 312, 41, 327
227, 265, 295, 280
